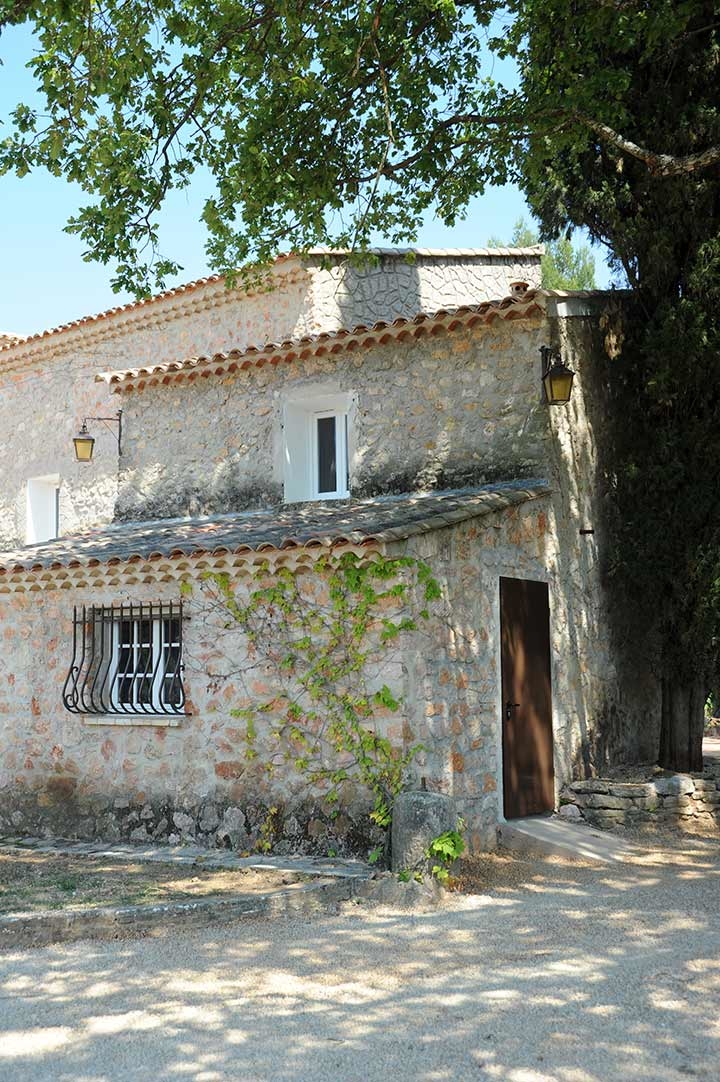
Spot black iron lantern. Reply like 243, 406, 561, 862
540, 346, 575, 404
73, 421, 96, 462
72, 410, 123, 462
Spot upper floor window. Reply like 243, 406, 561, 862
283, 392, 354, 503
26, 475, 60, 544
313, 411, 348, 499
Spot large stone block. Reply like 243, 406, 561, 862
607, 783, 656, 799
692, 779, 718, 792
568, 780, 611, 795
662, 795, 693, 809
391, 791, 456, 872
583, 794, 631, 810
654, 775, 695, 796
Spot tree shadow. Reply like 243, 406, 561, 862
0, 839, 718, 1081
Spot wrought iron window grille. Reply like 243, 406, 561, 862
63, 602, 185, 716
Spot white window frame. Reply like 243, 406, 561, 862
310, 409, 349, 500
26, 475, 60, 544
282, 391, 355, 503
109, 614, 183, 714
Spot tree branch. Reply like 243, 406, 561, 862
371, 108, 720, 182
577, 115, 720, 176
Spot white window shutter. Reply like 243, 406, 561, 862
283, 404, 310, 503
26, 476, 60, 543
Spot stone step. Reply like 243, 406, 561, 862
496, 816, 641, 864
0, 877, 363, 951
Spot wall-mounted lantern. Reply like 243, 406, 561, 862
540, 346, 575, 405
73, 410, 123, 462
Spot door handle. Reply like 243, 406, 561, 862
505, 701, 520, 719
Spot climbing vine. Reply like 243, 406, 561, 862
193, 551, 442, 830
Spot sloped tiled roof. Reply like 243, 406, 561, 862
0, 246, 544, 357
96, 293, 544, 393
0, 481, 550, 575
0, 270, 273, 356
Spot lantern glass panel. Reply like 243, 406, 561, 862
73, 434, 95, 462
543, 365, 574, 404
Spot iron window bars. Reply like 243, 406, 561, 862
63, 602, 185, 716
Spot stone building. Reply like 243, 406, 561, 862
0, 248, 657, 853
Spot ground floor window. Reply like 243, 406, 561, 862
63, 601, 185, 717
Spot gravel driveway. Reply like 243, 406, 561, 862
0, 836, 718, 1081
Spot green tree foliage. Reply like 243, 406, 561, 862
488, 217, 595, 290
3, 1, 719, 769
1, 2, 716, 294
516, 3, 720, 772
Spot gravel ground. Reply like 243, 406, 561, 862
0, 836, 718, 1082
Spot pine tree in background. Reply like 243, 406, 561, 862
488, 218, 596, 291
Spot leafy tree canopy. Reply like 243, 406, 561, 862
487, 217, 596, 290
513, 1, 720, 771
0, 1, 717, 294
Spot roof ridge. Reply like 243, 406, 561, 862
0, 257, 302, 358
308, 245, 545, 257
0, 246, 544, 358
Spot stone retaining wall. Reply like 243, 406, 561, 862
560, 766, 720, 831
0, 878, 359, 950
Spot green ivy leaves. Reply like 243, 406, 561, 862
203, 551, 439, 831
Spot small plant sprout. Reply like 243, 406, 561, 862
426, 820, 466, 884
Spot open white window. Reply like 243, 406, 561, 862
283, 392, 354, 502
26, 475, 60, 544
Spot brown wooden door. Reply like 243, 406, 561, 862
500, 577, 555, 818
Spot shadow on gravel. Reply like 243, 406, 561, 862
0, 837, 718, 1081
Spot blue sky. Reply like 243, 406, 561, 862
0, 21, 610, 338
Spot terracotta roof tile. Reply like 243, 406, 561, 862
0, 481, 551, 574
96, 294, 544, 392
0, 273, 231, 355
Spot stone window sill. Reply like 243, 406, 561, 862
82, 716, 183, 728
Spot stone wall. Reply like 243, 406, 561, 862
544, 296, 662, 769
0, 250, 541, 548
308, 250, 542, 331
560, 768, 720, 832
399, 485, 644, 848
0, 559, 391, 854
116, 314, 549, 520
0, 261, 312, 548
0, 488, 659, 853
0, 352, 120, 549
0, 497, 562, 855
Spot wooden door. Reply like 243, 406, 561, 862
500, 577, 555, 818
